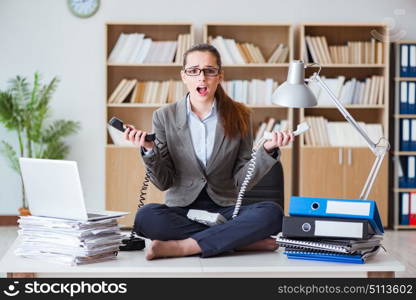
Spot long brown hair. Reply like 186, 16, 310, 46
182, 43, 252, 139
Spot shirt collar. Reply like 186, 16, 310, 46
186, 94, 217, 121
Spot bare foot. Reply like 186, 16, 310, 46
146, 238, 201, 260
236, 238, 278, 252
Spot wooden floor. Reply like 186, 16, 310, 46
0, 226, 414, 277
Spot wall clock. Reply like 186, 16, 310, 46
68, 0, 100, 18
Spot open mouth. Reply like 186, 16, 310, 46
196, 86, 208, 96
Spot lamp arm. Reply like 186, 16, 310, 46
359, 145, 388, 200
312, 73, 390, 200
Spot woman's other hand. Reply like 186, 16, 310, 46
263, 129, 294, 153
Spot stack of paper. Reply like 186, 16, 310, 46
15, 216, 122, 266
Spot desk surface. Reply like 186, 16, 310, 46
0, 238, 405, 278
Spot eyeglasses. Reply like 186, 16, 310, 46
183, 67, 220, 77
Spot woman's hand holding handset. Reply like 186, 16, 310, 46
263, 129, 294, 153
123, 124, 155, 151
263, 122, 309, 152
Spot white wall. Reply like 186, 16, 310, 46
0, 0, 415, 214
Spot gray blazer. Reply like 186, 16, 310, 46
141, 94, 281, 207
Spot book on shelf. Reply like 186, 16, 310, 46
400, 44, 416, 77
108, 79, 137, 104
221, 78, 278, 105
108, 79, 187, 104
267, 43, 289, 63
108, 32, 191, 64
305, 36, 384, 64
303, 117, 383, 147
208, 35, 286, 64
174, 33, 192, 64
308, 75, 385, 106
399, 192, 416, 225
398, 156, 416, 189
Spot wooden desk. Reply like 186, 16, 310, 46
1, 238, 405, 278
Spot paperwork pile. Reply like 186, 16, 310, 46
15, 216, 122, 266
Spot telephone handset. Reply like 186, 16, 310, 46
108, 117, 156, 142
108, 117, 159, 251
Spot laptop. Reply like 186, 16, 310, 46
19, 157, 128, 221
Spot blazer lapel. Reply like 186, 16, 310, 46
175, 94, 205, 175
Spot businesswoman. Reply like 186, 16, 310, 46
124, 43, 294, 260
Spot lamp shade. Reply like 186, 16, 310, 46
272, 60, 318, 108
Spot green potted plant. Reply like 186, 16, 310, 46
0, 72, 81, 215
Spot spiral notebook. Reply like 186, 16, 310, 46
284, 246, 381, 264
276, 236, 382, 254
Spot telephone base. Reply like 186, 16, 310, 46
187, 209, 227, 227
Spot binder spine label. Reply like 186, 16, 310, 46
315, 220, 363, 238
326, 201, 371, 216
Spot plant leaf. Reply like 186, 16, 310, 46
0, 141, 20, 173
39, 141, 69, 159
41, 120, 81, 144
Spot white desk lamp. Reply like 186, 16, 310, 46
272, 60, 390, 200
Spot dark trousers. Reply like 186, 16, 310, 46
133, 188, 284, 258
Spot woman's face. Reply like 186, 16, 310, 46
181, 51, 223, 103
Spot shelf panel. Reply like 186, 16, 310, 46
107, 103, 291, 108
307, 105, 385, 109
394, 114, 416, 118
301, 146, 369, 149
394, 151, 416, 156
395, 225, 416, 229
394, 77, 416, 81
108, 63, 182, 67
108, 103, 164, 108
394, 188, 416, 192
395, 40, 416, 44
222, 63, 290, 68
308, 64, 385, 68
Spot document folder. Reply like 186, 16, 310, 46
289, 196, 384, 235
282, 216, 375, 239
284, 251, 365, 264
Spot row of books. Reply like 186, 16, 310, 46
108, 32, 191, 64
308, 75, 385, 106
398, 156, 416, 188
278, 196, 383, 264
399, 192, 416, 225
15, 216, 122, 266
108, 79, 187, 104
253, 118, 289, 147
208, 35, 288, 64
221, 79, 278, 105
399, 81, 416, 114
399, 44, 416, 77
399, 119, 416, 151
305, 36, 384, 64
174, 33, 193, 64
303, 117, 383, 147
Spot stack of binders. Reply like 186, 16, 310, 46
15, 216, 123, 266
277, 196, 384, 264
